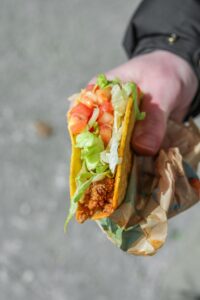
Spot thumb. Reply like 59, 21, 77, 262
132, 95, 168, 156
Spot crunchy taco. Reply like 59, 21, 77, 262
65, 74, 144, 228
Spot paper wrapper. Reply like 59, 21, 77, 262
97, 120, 200, 256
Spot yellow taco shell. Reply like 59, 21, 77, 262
68, 93, 141, 221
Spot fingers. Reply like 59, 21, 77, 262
132, 94, 168, 155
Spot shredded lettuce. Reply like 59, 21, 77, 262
64, 176, 94, 231
64, 201, 78, 232
64, 170, 111, 231
72, 177, 94, 204
101, 115, 123, 174
122, 82, 132, 98
95, 162, 109, 174
100, 84, 128, 174
97, 74, 120, 89
111, 84, 128, 117
76, 131, 95, 148
88, 107, 99, 128
123, 82, 146, 121
77, 131, 104, 171
108, 126, 122, 173
75, 163, 93, 186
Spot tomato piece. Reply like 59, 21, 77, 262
69, 115, 87, 134
79, 91, 97, 108
79, 97, 96, 109
99, 100, 113, 115
89, 127, 95, 133
70, 103, 92, 119
99, 124, 112, 145
69, 103, 93, 134
96, 87, 111, 104
97, 98, 113, 144
98, 112, 113, 126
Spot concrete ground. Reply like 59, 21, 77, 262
0, 1, 199, 300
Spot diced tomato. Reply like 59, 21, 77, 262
79, 91, 97, 108
89, 127, 95, 133
98, 112, 113, 126
79, 97, 95, 109
70, 102, 92, 119
99, 124, 112, 145
69, 115, 87, 134
96, 87, 111, 104
97, 99, 113, 144
69, 102, 93, 134
99, 100, 113, 116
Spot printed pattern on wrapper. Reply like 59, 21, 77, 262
97, 120, 200, 256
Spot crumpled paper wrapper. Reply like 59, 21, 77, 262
97, 120, 200, 256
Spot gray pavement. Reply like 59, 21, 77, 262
0, 1, 199, 300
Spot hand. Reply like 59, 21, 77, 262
94, 50, 198, 155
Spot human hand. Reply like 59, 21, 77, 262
93, 50, 198, 155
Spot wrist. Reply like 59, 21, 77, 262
153, 50, 198, 96
138, 50, 198, 116
154, 50, 199, 119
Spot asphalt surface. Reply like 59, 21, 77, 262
0, 1, 199, 300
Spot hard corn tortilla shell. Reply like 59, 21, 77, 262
112, 95, 137, 209
68, 95, 140, 220
67, 111, 82, 198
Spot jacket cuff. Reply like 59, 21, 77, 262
124, 33, 200, 79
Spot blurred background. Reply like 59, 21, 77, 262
0, 1, 199, 300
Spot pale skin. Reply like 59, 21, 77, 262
91, 50, 198, 155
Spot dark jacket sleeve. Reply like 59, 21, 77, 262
123, 0, 200, 119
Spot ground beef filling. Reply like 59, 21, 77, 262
76, 177, 114, 223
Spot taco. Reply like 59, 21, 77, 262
65, 74, 144, 228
